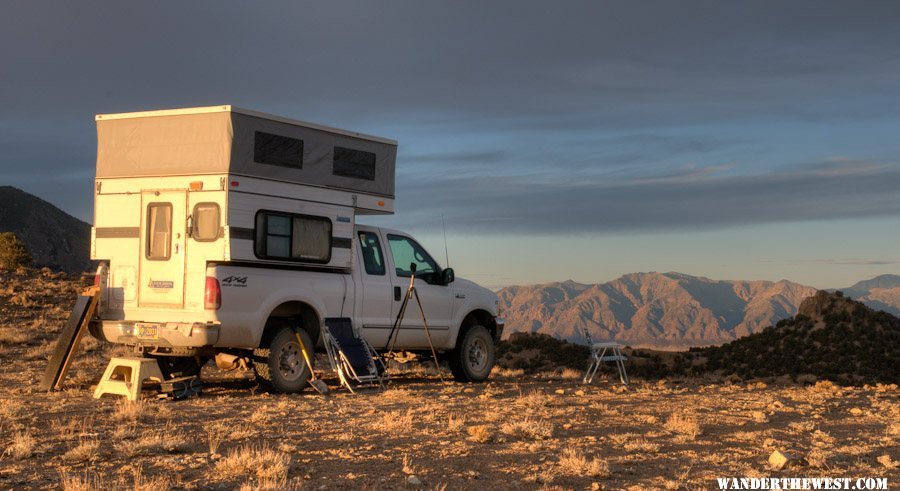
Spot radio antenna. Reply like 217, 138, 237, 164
441, 214, 450, 268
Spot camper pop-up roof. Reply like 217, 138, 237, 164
95, 105, 397, 213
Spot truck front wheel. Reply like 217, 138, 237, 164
253, 327, 313, 393
449, 325, 495, 382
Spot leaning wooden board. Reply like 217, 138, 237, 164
40, 287, 100, 390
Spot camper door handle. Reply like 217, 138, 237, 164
394, 286, 401, 301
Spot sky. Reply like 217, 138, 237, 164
1, 1, 899, 289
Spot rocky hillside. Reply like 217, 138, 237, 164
498, 272, 818, 348
686, 291, 900, 384
0, 186, 92, 273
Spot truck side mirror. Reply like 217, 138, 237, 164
441, 267, 455, 285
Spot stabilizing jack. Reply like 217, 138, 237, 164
384, 263, 444, 382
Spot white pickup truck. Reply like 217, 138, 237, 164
92, 223, 502, 392
87, 105, 503, 392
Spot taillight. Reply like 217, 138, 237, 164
204, 276, 221, 310
94, 262, 108, 287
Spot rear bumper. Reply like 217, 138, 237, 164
91, 320, 220, 348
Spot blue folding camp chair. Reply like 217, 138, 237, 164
322, 317, 387, 392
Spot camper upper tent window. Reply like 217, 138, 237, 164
333, 147, 376, 181
254, 131, 303, 168
146, 203, 173, 260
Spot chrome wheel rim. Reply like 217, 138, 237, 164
466, 337, 488, 373
278, 341, 304, 381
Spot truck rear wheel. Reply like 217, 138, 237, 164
253, 327, 313, 393
449, 325, 495, 382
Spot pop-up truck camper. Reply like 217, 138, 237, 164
88, 105, 502, 392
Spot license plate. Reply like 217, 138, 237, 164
135, 323, 160, 340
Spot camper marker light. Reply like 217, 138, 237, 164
378, 201, 385, 207
189, 181, 203, 191
230, 180, 240, 187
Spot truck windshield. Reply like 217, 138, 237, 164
386, 234, 439, 282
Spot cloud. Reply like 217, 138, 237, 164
386, 160, 900, 234
763, 259, 900, 266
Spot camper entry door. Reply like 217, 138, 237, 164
138, 190, 187, 309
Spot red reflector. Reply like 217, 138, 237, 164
204, 276, 221, 310
230, 181, 239, 187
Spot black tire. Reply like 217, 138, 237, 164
449, 325, 495, 382
152, 355, 206, 379
253, 327, 313, 393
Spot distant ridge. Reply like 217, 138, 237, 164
0, 186, 92, 273
497, 271, 900, 348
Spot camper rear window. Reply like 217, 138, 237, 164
333, 147, 376, 181
146, 203, 172, 260
255, 211, 332, 263
191, 203, 220, 242
254, 131, 303, 168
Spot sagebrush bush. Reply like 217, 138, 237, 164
0, 232, 32, 270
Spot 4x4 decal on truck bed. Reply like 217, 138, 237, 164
222, 275, 248, 287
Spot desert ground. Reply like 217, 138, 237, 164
1, 269, 898, 490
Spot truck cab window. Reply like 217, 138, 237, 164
192, 203, 220, 241
146, 203, 172, 260
358, 232, 385, 275
387, 234, 439, 283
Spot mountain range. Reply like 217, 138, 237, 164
497, 272, 900, 348
0, 186, 92, 273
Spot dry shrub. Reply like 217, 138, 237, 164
112, 400, 145, 423
623, 438, 660, 454
401, 453, 419, 475
557, 448, 609, 477
500, 418, 554, 440
559, 367, 583, 380
207, 423, 226, 454
516, 389, 551, 409
4, 430, 36, 460
0, 328, 30, 345
63, 440, 100, 462
215, 444, 291, 482
60, 468, 173, 491
59, 471, 102, 491
664, 411, 702, 440
239, 477, 304, 491
118, 429, 188, 457
492, 367, 525, 378
131, 467, 174, 491
447, 414, 466, 433
466, 424, 494, 443
379, 410, 414, 432
887, 422, 900, 437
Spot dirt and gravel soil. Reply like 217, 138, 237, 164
0, 269, 898, 490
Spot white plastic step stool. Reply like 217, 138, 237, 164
93, 357, 165, 401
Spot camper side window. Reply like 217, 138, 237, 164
333, 147, 376, 181
255, 211, 332, 263
191, 203, 220, 241
146, 203, 172, 260
254, 131, 303, 169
